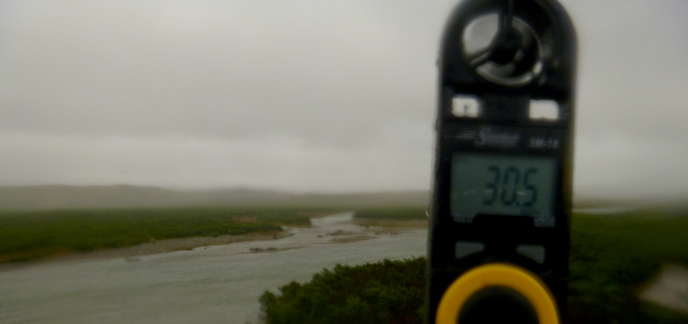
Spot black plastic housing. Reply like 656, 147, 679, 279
427, 0, 576, 323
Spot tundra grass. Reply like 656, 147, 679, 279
261, 206, 688, 324
0, 207, 318, 263
568, 206, 688, 323
353, 207, 427, 220
352, 207, 428, 229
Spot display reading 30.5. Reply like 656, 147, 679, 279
483, 166, 538, 206
450, 153, 556, 219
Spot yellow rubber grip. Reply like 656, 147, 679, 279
436, 263, 559, 324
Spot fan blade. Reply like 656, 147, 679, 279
467, 46, 495, 67
500, 0, 514, 28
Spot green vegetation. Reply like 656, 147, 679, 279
568, 207, 688, 323
353, 207, 428, 229
259, 258, 426, 324
354, 207, 428, 221
261, 207, 688, 324
0, 207, 316, 262
353, 207, 427, 220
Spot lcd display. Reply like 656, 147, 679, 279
450, 153, 556, 219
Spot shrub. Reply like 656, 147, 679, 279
260, 258, 426, 324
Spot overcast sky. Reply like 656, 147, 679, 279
1, 1, 687, 199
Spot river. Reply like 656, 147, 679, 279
0, 213, 427, 324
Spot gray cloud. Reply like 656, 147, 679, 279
0, 131, 431, 192
0, 1, 444, 147
0, 0, 687, 197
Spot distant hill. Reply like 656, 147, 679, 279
0, 185, 430, 210
4, 184, 659, 211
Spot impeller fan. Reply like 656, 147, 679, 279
462, 0, 543, 86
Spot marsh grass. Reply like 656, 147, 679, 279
353, 219, 428, 229
353, 206, 427, 220
329, 235, 373, 243
0, 207, 319, 262
261, 206, 688, 324
568, 207, 688, 323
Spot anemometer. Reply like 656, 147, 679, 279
427, 0, 576, 323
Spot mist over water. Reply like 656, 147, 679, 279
0, 213, 427, 324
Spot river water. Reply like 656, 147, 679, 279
0, 213, 427, 324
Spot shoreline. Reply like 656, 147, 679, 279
639, 264, 688, 315
0, 230, 293, 270
1, 218, 428, 270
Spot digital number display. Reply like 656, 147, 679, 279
450, 153, 556, 218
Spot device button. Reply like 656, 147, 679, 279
529, 99, 559, 120
452, 96, 480, 117
455, 241, 485, 259
516, 244, 546, 264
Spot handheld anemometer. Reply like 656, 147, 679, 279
427, 0, 576, 323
